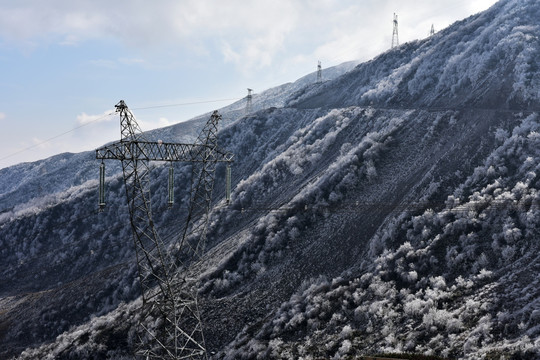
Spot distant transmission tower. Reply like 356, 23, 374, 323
317, 61, 322, 84
246, 88, 253, 115
96, 101, 233, 360
392, 13, 399, 48
430, 24, 436, 36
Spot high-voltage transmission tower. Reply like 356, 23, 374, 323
317, 61, 322, 83
392, 13, 399, 48
430, 24, 436, 36
96, 100, 233, 360
246, 88, 253, 115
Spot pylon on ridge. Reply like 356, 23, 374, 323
246, 88, 253, 115
392, 13, 399, 49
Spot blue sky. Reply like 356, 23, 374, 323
0, 0, 497, 169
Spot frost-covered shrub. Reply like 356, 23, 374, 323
202, 107, 406, 295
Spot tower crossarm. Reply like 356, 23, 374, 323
96, 141, 234, 163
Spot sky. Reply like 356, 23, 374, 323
0, 0, 498, 169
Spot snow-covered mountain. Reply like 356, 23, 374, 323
2, 0, 540, 358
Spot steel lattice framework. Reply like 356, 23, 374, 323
96, 100, 233, 359
392, 13, 399, 48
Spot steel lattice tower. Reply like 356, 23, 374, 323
392, 13, 399, 48
246, 88, 253, 115
317, 61, 322, 83
96, 101, 233, 359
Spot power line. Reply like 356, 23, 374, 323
235, 201, 539, 214
2, 2, 500, 169
95, 101, 233, 358
0, 97, 243, 165
3, 101, 537, 167
0, 112, 115, 163
3, 101, 537, 169
6, 198, 534, 274
318, 0, 497, 70
4, 182, 535, 282
0, 2, 501, 167
132, 97, 242, 110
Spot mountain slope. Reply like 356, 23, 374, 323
0, 55, 356, 359
2, 0, 540, 359
290, 0, 540, 111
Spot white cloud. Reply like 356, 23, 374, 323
0, 0, 300, 72
76, 110, 114, 125
280, 0, 498, 68
138, 117, 175, 131
118, 57, 145, 65
31, 137, 53, 150
88, 59, 117, 68
88, 57, 145, 69
59, 34, 79, 46
222, 42, 241, 66
0, 0, 501, 171
0, 0, 498, 74
212, 1, 299, 73
158, 117, 171, 127
221, 27, 289, 72
0, 1, 499, 47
